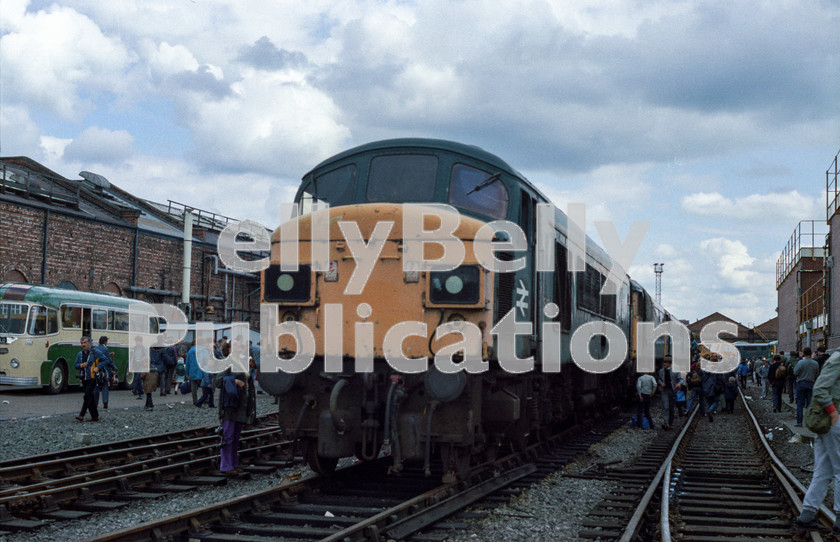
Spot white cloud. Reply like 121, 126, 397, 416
681, 190, 821, 222
40, 136, 72, 163
182, 70, 350, 176
0, 105, 41, 157
0, 4, 133, 120
63, 127, 135, 164
146, 41, 200, 78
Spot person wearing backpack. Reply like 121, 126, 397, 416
737, 359, 750, 389
657, 356, 681, 430
796, 350, 840, 534
157, 341, 176, 396
769, 354, 786, 413
757, 359, 770, 399
794, 347, 820, 427
787, 352, 800, 404
686, 363, 705, 416
92, 336, 116, 410
215, 368, 256, 474
701, 369, 721, 422
724, 376, 739, 414
635, 372, 657, 429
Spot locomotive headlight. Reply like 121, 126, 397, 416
10, 358, 20, 368
429, 266, 480, 305
264, 264, 312, 302
444, 275, 464, 294
277, 274, 295, 292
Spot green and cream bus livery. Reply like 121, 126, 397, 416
0, 283, 157, 394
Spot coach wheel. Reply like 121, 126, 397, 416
120, 370, 135, 390
305, 441, 338, 475
47, 362, 67, 394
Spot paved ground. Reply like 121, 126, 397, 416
0, 385, 199, 420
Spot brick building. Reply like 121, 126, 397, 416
0, 157, 262, 327
775, 220, 827, 352
827, 151, 840, 349
687, 312, 778, 343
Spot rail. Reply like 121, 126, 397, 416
622, 387, 836, 541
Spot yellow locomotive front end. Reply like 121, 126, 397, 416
261, 203, 494, 477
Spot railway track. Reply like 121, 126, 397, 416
81, 408, 633, 541
0, 413, 294, 532
616, 389, 838, 542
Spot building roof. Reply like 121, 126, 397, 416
0, 156, 246, 245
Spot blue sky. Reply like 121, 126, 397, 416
1, 0, 838, 326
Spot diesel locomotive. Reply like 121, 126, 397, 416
258, 139, 674, 480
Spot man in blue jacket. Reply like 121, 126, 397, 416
185, 341, 205, 406
74, 336, 99, 422
92, 336, 117, 410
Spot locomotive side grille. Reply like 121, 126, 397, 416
497, 251, 514, 318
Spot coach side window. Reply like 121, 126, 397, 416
92, 309, 108, 330
61, 306, 81, 329
28, 306, 47, 336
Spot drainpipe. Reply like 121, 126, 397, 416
132, 228, 139, 297
41, 209, 50, 284
182, 210, 193, 318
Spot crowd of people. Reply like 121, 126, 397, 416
635, 345, 840, 535
73, 334, 263, 476
634, 346, 831, 429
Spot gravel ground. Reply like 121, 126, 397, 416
0, 392, 303, 542
0, 392, 280, 462
447, 402, 666, 542
0, 395, 689, 542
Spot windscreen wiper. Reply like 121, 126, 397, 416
465, 172, 501, 195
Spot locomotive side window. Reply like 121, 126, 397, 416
448, 164, 508, 219
553, 243, 571, 329
577, 264, 601, 314
367, 154, 438, 202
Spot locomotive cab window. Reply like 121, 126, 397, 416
448, 164, 508, 219
309, 164, 357, 207
367, 154, 438, 202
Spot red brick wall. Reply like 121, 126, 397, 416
777, 271, 797, 352
0, 202, 44, 282
0, 201, 259, 324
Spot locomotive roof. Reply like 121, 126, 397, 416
303, 138, 550, 202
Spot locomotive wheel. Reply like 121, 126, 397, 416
305, 441, 338, 475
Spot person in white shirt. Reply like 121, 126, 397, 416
636, 373, 657, 429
